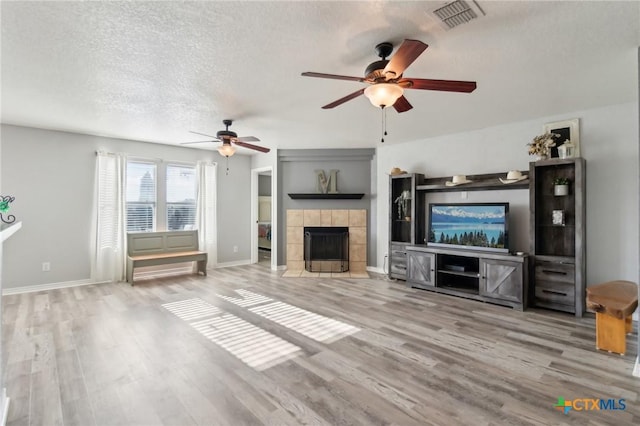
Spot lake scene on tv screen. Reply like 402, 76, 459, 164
429, 204, 506, 249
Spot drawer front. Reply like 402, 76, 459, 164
390, 255, 407, 274
389, 263, 407, 280
390, 264, 407, 276
535, 262, 575, 284
389, 243, 407, 277
390, 244, 407, 257
535, 280, 575, 306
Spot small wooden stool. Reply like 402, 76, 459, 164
586, 280, 638, 355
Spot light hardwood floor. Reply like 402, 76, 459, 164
2, 264, 638, 425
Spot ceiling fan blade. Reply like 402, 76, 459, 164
383, 39, 428, 78
393, 95, 413, 113
234, 141, 270, 153
180, 140, 220, 145
189, 130, 219, 139
301, 72, 365, 82
236, 136, 260, 142
322, 88, 366, 109
402, 78, 477, 93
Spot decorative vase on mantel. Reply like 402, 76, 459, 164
536, 154, 549, 161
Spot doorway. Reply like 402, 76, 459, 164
251, 166, 274, 269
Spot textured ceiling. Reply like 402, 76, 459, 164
1, 1, 639, 153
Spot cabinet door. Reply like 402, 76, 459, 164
479, 259, 522, 302
407, 251, 435, 287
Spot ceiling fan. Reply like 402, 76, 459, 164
182, 119, 270, 157
301, 39, 477, 113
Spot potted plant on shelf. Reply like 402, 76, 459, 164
553, 177, 570, 196
394, 190, 411, 220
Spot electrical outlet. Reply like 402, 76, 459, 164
42, 262, 51, 272
233, 246, 239, 253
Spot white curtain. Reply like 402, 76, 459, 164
196, 161, 217, 268
91, 151, 127, 282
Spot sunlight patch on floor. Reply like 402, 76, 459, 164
162, 298, 301, 370
161, 298, 222, 321
190, 314, 301, 370
249, 301, 361, 343
215, 289, 273, 307
213, 289, 361, 343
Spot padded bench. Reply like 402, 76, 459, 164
586, 280, 638, 355
127, 230, 207, 284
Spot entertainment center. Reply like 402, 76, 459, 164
405, 245, 528, 310
389, 158, 586, 315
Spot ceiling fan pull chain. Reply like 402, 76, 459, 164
380, 106, 385, 143
225, 157, 230, 175
384, 107, 388, 136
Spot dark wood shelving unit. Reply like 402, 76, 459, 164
416, 170, 529, 193
530, 158, 585, 316
388, 173, 425, 280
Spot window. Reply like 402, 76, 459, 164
126, 162, 156, 232
167, 164, 196, 230
125, 161, 197, 232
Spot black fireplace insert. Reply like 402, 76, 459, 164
304, 227, 349, 272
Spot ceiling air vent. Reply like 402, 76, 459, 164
427, 0, 485, 30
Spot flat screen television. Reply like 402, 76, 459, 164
427, 203, 509, 253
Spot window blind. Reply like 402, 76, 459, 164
166, 164, 196, 231
126, 162, 156, 232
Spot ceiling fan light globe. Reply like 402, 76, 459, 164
364, 83, 404, 108
218, 144, 236, 157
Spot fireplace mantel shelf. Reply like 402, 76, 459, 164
288, 193, 365, 200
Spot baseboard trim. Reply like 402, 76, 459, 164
2, 278, 105, 295
2, 261, 271, 294
367, 266, 385, 275
215, 259, 252, 268
633, 357, 640, 378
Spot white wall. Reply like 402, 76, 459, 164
0, 124, 252, 289
2, 101, 637, 288
377, 102, 639, 287
251, 149, 277, 170
216, 153, 252, 265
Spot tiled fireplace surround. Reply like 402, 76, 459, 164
285, 209, 368, 278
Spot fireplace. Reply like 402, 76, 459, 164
304, 227, 349, 272
286, 209, 366, 275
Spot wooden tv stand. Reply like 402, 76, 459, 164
405, 245, 529, 310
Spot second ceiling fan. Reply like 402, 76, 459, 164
302, 39, 477, 113
183, 119, 270, 157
